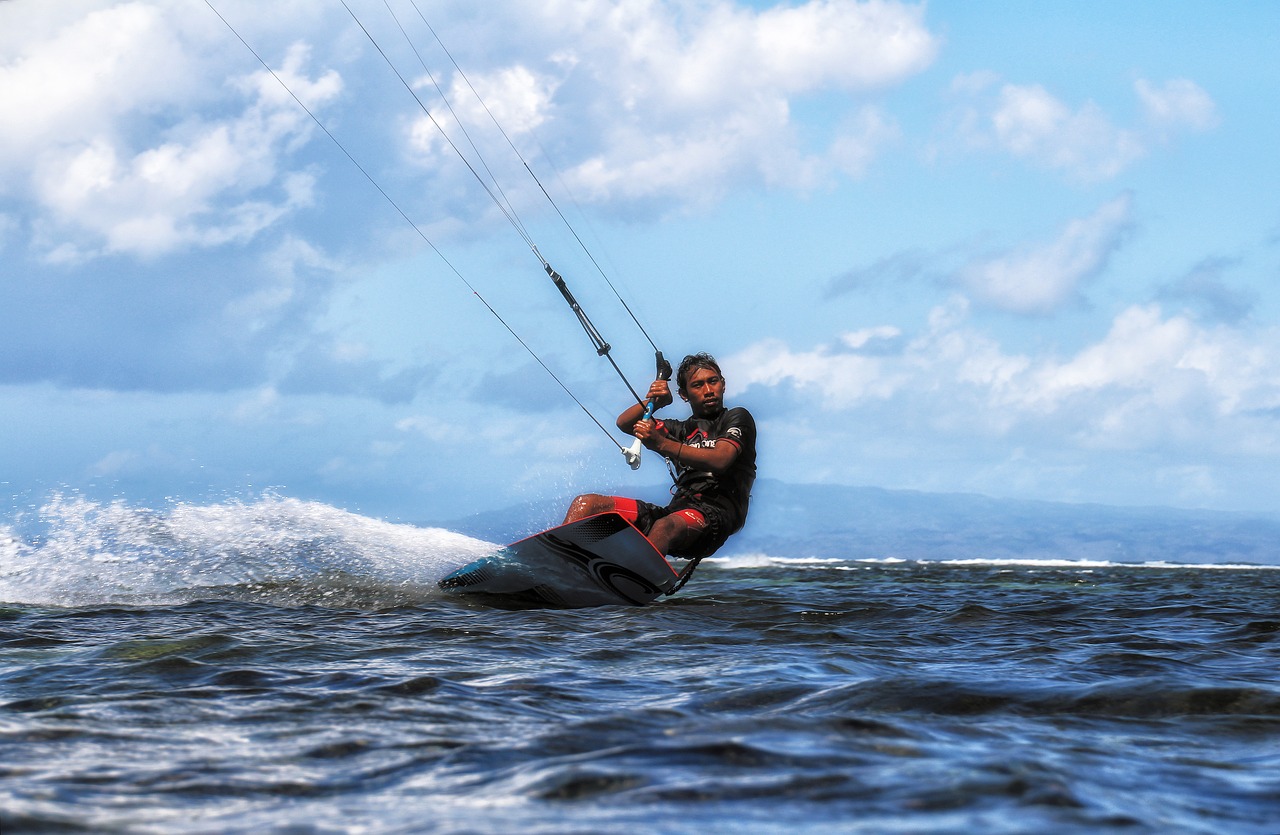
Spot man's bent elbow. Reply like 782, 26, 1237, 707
703, 448, 739, 476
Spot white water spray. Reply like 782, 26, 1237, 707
0, 493, 496, 608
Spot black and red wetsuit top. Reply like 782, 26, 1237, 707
656, 406, 757, 534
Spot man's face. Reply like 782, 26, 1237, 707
683, 366, 726, 417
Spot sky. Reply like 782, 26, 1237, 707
2, 0, 1279, 523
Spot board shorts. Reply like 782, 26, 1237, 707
611, 495, 733, 560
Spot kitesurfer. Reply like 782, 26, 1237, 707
564, 353, 757, 561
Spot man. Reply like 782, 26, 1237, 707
564, 352, 756, 562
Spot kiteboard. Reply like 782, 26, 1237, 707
438, 512, 678, 608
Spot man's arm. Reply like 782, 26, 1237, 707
635, 428, 741, 476
616, 379, 673, 433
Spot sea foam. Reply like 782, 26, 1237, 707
0, 493, 496, 608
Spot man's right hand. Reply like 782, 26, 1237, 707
632, 418, 662, 449
646, 379, 674, 410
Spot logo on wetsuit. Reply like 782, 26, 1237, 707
671, 508, 708, 530
685, 428, 716, 448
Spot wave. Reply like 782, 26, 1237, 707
0, 493, 496, 609
712, 551, 1280, 572
7, 495, 1275, 610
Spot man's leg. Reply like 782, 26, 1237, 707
563, 497, 707, 556
563, 494, 616, 524
646, 508, 708, 556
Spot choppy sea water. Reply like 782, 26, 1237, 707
2, 495, 1278, 833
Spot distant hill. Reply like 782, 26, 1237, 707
423, 479, 1280, 566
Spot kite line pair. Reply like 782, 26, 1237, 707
204, 0, 670, 469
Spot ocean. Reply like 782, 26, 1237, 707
2, 494, 1278, 833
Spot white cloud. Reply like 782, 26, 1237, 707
1136, 78, 1219, 133
730, 334, 911, 410
407, 63, 559, 172
2, 1, 937, 249
729, 301, 1280, 459
532, 0, 938, 203
1019, 305, 1200, 409
224, 236, 337, 333
29, 43, 337, 260
666, 0, 938, 103
453, 65, 556, 137
841, 325, 903, 351
0, 3, 189, 163
1025, 305, 1279, 419
947, 74, 1218, 181
991, 83, 1144, 181
0, 4, 342, 260
960, 194, 1134, 314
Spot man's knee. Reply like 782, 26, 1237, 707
564, 493, 613, 522
649, 509, 706, 553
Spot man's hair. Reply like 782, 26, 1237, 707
676, 352, 721, 397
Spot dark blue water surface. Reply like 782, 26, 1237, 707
2, 497, 1278, 833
